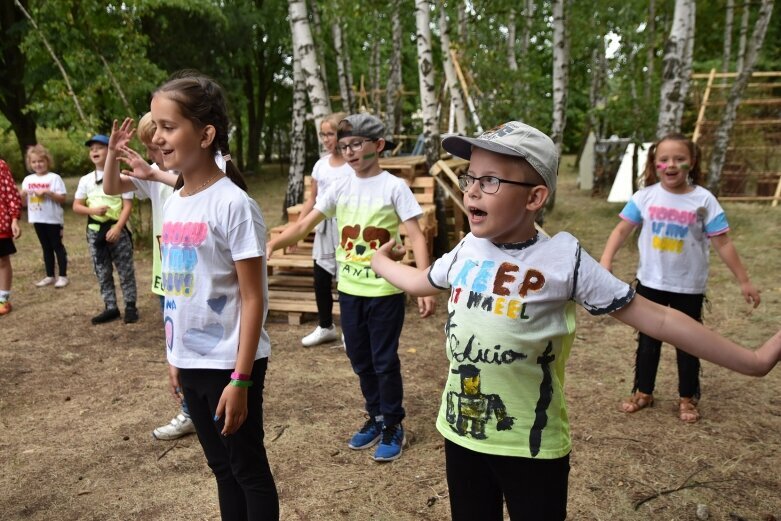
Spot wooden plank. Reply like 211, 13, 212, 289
772, 175, 781, 208
692, 71, 781, 79
693, 68, 716, 143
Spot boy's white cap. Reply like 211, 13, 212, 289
442, 121, 559, 193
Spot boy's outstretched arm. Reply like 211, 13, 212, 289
599, 220, 636, 272
611, 295, 781, 376
710, 233, 760, 308
266, 209, 326, 258
372, 239, 440, 298
400, 218, 437, 317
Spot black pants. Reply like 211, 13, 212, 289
339, 292, 406, 426
313, 261, 334, 328
445, 439, 570, 520
633, 282, 704, 399
33, 222, 67, 277
179, 359, 279, 521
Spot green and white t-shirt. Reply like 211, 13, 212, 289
74, 170, 134, 231
315, 170, 422, 297
427, 232, 634, 459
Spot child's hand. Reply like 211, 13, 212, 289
92, 205, 108, 216
215, 384, 248, 436
118, 146, 154, 179
11, 219, 20, 239
599, 259, 613, 272
417, 295, 436, 318
377, 239, 406, 261
741, 281, 761, 308
105, 225, 121, 243
167, 365, 183, 405
266, 240, 276, 259
34, 189, 47, 198
109, 118, 135, 151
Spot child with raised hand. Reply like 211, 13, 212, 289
600, 133, 760, 423
297, 111, 352, 347
20, 144, 69, 289
152, 72, 278, 519
370, 122, 781, 521
268, 113, 436, 462
103, 114, 197, 441
73, 134, 138, 324
0, 158, 22, 316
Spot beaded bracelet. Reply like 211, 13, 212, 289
230, 379, 253, 388
230, 371, 251, 381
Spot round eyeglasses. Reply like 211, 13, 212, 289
457, 173, 540, 194
337, 139, 376, 153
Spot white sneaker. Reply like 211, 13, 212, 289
54, 276, 69, 288
301, 325, 339, 347
35, 276, 55, 287
152, 413, 196, 440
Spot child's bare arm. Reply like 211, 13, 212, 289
710, 233, 760, 308
400, 217, 437, 317
104, 118, 139, 195
118, 146, 179, 187
72, 198, 106, 216
266, 209, 326, 257
611, 294, 780, 376
298, 178, 318, 219
600, 220, 636, 271
372, 240, 440, 297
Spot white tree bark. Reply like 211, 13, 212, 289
551, 0, 569, 156
370, 37, 382, 114
308, 0, 329, 100
521, 0, 534, 57
439, 3, 468, 134
644, 0, 655, 102
708, 0, 774, 194
655, 0, 695, 138
722, 0, 734, 74
507, 8, 518, 71
289, 0, 331, 134
385, 3, 404, 136
457, 0, 468, 44
736, 0, 750, 72
332, 21, 354, 113
287, 25, 307, 210
415, 0, 440, 167
589, 38, 607, 139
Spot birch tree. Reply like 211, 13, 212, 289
736, 0, 750, 72
286, 31, 307, 211
385, 3, 403, 136
707, 0, 774, 194
506, 8, 518, 71
332, 20, 354, 112
656, 0, 695, 138
551, 0, 569, 157
415, 0, 440, 167
722, 0, 734, 74
289, 0, 331, 134
644, 0, 655, 102
439, 3, 468, 134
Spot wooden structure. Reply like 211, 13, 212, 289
691, 70, 781, 203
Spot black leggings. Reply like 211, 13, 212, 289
445, 439, 570, 520
33, 222, 67, 277
313, 261, 334, 328
633, 282, 704, 399
178, 359, 279, 521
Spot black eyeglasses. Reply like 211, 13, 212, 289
457, 173, 540, 194
337, 139, 376, 153
318, 131, 336, 138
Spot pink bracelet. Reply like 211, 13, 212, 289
230, 371, 251, 381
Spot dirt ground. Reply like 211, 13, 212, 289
1, 164, 780, 520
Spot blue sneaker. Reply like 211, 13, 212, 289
373, 423, 406, 462
348, 416, 383, 450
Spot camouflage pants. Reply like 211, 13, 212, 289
87, 227, 137, 309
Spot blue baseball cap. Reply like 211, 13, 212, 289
84, 134, 110, 147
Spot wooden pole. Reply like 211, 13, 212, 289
692, 68, 716, 143
449, 50, 483, 133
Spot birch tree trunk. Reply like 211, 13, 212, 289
548, 0, 569, 213
415, 0, 440, 167
722, 0, 734, 74
736, 0, 750, 72
332, 20, 354, 113
370, 37, 382, 114
707, 0, 774, 194
457, 0, 468, 44
644, 0, 655, 102
521, 0, 534, 57
286, 30, 307, 212
439, 3, 468, 134
289, 0, 331, 134
385, 3, 403, 136
655, 0, 695, 138
308, 0, 329, 100
589, 38, 607, 139
507, 8, 518, 71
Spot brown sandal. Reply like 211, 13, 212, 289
679, 397, 700, 423
621, 391, 654, 413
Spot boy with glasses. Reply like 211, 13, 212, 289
268, 113, 436, 461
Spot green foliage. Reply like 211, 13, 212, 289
0, 123, 93, 180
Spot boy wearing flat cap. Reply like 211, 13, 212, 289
269, 114, 436, 462
371, 121, 781, 520
73, 134, 138, 325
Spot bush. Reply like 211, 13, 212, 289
0, 127, 95, 181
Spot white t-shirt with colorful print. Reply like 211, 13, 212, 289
314, 170, 422, 297
427, 232, 634, 459
162, 177, 270, 370
620, 183, 728, 294
22, 172, 66, 225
